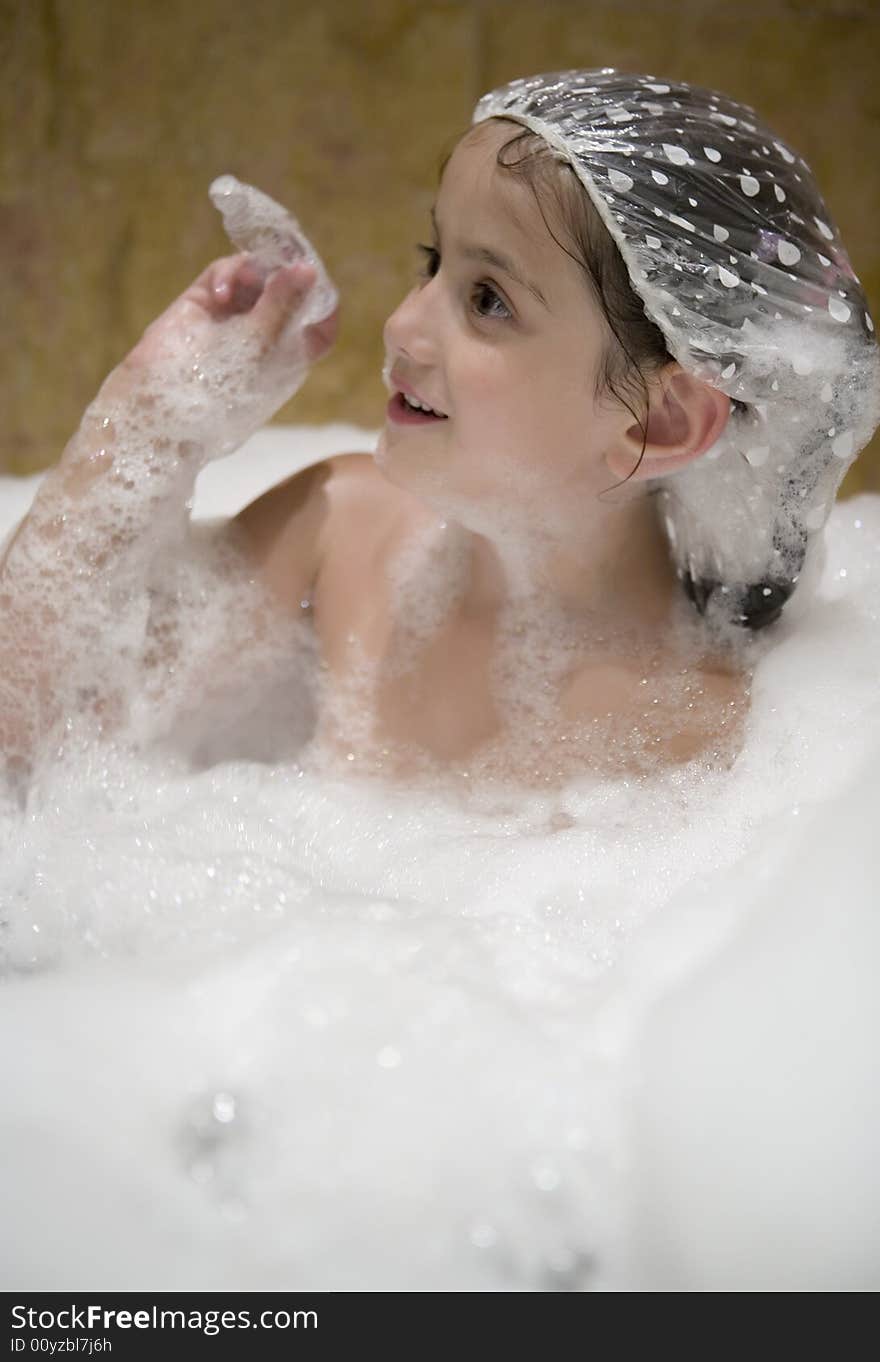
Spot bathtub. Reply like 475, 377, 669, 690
1, 423, 878, 1291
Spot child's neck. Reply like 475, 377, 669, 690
443, 490, 678, 636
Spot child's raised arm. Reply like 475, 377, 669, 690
0, 251, 337, 782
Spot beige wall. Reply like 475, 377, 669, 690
2, 0, 878, 492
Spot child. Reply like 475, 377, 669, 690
2, 70, 878, 788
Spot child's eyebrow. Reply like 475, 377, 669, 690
430, 206, 549, 309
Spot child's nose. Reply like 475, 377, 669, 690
383, 282, 440, 366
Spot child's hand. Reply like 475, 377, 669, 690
99, 253, 340, 457
173, 253, 338, 363
127, 252, 338, 365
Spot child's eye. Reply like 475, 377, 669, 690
471, 281, 512, 322
414, 243, 512, 322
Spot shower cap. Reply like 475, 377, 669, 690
472, 70, 880, 628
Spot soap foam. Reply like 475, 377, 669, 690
209, 174, 338, 328
2, 433, 879, 1289
0, 180, 336, 797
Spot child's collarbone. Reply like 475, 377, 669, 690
310, 529, 747, 774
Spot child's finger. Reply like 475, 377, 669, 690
180, 255, 249, 317
210, 259, 239, 304
210, 255, 264, 314
254, 260, 317, 342
303, 304, 340, 363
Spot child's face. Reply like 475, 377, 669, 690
376, 119, 633, 525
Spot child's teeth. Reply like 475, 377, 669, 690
403, 393, 440, 415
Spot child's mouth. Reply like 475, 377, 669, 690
387, 392, 449, 425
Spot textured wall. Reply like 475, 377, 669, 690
1, 0, 878, 492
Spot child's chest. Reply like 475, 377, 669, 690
302, 508, 747, 781
309, 515, 504, 767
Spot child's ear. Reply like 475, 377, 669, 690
605, 364, 731, 481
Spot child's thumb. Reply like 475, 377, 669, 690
256, 261, 317, 342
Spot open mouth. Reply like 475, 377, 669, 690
387, 391, 449, 425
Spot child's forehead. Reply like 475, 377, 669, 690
436, 178, 562, 286
434, 128, 592, 308
446, 117, 532, 178
439, 125, 555, 235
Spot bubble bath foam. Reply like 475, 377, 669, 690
1, 426, 878, 1291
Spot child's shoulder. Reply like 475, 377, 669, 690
558, 649, 749, 768
323, 450, 399, 514
238, 449, 399, 526
231, 449, 416, 611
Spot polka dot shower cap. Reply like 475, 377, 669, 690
472, 70, 880, 628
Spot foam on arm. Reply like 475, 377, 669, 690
0, 176, 335, 780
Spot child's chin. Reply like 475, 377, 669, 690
371, 432, 409, 483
